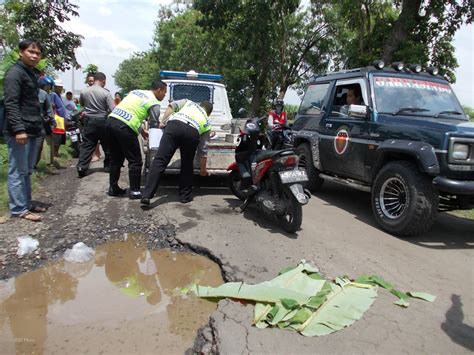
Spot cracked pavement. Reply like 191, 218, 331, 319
1, 161, 473, 354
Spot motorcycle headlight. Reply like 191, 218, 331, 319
452, 143, 470, 160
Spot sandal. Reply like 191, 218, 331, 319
18, 211, 42, 222
30, 205, 47, 213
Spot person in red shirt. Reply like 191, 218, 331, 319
267, 99, 287, 149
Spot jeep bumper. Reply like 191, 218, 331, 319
433, 177, 474, 195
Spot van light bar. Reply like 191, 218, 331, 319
160, 70, 223, 81
391, 62, 404, 71
427, 66, 439, 76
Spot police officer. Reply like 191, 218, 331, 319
77, 72, 114, 177
106, 80, 167, 199
141, 99, 213, 206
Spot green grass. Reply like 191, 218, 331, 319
0, 139, 72, 216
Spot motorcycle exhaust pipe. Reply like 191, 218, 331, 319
289, 184, 310, 205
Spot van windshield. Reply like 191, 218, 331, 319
372, 75, 465, 119
171, 83, 213, 103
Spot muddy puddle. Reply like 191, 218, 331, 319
0, 234, 223, 354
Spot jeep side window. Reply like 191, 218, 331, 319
298, 83, 330, 115
331, 84, 364, 117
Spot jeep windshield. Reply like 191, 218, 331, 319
372, 75, 465, 119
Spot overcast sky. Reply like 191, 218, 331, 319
57, 0, 473, 107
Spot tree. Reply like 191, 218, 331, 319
328, 0, 473, 82
83, 64, 98, 83
272, 2, 334, 99
113, 52, 159, 93
463, 106, 474, 121
0, 0, 82, 71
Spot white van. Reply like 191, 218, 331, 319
159, 70, 233, 137
143, 70, 238, 175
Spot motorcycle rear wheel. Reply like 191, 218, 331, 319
228, 170, 246, 201
279, 187, 303, 233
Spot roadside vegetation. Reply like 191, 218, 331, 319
112, 1, 472, 116
463, 105, 474, 121
0, 140, 72, 216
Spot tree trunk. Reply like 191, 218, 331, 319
382, 0, 422, 63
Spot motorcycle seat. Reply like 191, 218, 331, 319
256, 149, 293, 162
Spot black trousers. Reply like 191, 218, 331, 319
106, 118, 142, 191
142, 120, 200, 200
77, 116, 110, 170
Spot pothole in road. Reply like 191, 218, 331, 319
0, 234, 223, 354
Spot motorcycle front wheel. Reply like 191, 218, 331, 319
278, 187, 303, 233
228, 170, 246, 201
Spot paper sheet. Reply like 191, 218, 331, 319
149, 128, 163, 149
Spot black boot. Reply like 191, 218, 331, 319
108, 185, 127, 196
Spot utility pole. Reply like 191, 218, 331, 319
71, 68, 75, 94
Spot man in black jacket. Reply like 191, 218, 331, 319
3, 39, 45, 221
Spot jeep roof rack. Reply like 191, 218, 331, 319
311, 66, 445, 82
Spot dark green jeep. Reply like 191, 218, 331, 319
293, 62, 474, 236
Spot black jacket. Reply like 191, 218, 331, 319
3, 61, 43, 137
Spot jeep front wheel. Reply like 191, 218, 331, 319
371, 161, 438, 237
297, 143, 324, 192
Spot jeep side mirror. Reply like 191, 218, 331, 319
237, 107, 248, 118
349, 104, 369, 119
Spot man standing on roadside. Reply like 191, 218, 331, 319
76, 72, 114, 177
3, 39, 46, 222
107, 80, 167, 199
50, 78, 67, 120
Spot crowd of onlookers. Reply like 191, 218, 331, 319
35, 73, 122, 166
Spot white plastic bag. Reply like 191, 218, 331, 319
64, 242, 95, 263
16, 236, 39, 257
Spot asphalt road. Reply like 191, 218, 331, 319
1, 164, 473, 354
156, 174, 474, 354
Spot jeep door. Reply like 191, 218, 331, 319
293, 82, 332, 132
319, 78, 371, 181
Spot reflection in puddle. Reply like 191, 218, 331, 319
0, 234, 223, 354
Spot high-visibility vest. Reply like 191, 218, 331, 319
171, 101, 210, 135
109, 90, 161, 135
52, 114, 65, 134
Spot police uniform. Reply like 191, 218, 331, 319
142, 100, 211, 203
77, 85, 114, 174
107, 90, 161, 195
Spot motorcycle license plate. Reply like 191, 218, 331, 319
70, 134, 78, 142
279, 169, 308, 183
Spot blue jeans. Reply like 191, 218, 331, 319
7, 135, 38, 216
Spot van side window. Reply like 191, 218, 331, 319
331, 84, 364, 117
298, 83, 330, 115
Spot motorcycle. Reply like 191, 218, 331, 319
265, 123, 294, 150
67, 111, 82, 158
227, 116, 310, 233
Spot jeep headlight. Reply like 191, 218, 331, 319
452, 143, 470, 160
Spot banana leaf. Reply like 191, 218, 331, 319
355, 274, 436, 307
193, 261, 434, 337
298, 282, 377, 336
194, 261, 327, 305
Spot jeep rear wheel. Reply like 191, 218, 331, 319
297, 143, 324, 192
371, 161, 438, 237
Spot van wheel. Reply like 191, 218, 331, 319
371, 161, 438, 237
297, 143, 323, 192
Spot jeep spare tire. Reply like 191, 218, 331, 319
371, 161, 438, 237
297, 143, 324, 192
